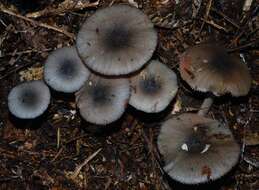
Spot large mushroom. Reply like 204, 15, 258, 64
76, 4, 157, 75
8, 80, 51, 119
76, 74, 130, 125
179, 44, 251, 115
129, 60, 178, 113
44, 46, 90, 93
157, 113, 240, 184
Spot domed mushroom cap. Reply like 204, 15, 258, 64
76, 4, 157, 75
129, 60, 178, 113
44, 47, 90, 93
8, 80, 51, 119
76, 74, 130, 125
157, 113, 240, 184
179, 44, 251, 96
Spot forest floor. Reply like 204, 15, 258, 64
0, 0, 258, 189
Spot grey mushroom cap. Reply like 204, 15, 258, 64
76, 4, 157, 75
129, 60, 178, 113
157, 113, 240, 184
8, 80, 51, 119
44, 46, 90, 93
179, 44, 251, 96
76, 74, 130, 125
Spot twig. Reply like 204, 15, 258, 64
0, 48, 52, 58
26, 0, 100, 18
200, 18, 229, 33
197, 0, 213, 37
70, 148, 102, 179
0, 5, 75, 39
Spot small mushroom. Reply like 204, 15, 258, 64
76, 4, 157, 75
157, 113, 240, 184
8, 80, 51, 119
76, 74, 130, 125
44, 46, 90, 93
129, 60, 178, 113
179, 44, 251, 115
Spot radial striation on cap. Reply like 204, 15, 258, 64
129, 60, 178, 113
157, 113, 240, 184
44, 46, 90, 93
76, 4, 157, 75
179, 44, 251, 96
76, 74, 130, 125
8, 80, 51, 119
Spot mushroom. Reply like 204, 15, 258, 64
157, 113, 240, 184
44, 46, 90, 93
76, 74, 130, 125
179, 44, 251, 115
129, 60, 178, 113
76, 4, 157, 75
8, 80, 51, 119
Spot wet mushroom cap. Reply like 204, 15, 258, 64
129, 60, 178, 113
179, 44, 251, 96
76, 74, 130, 125
44, 47, 90, 93
76, 4, 157, 75
157, 113, 240, 184
8, 80, 51, 119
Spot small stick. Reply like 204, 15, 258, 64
70, 148, 102, 179
0, 5, 75, 39
198, 97, 214, 116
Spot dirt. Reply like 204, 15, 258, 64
0, 0, 258, 189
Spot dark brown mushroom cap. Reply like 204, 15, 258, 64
179, 44, 251, 96
129, 60, 178, 113
44, 47, 90, 93
8, 80, 51, 119
157, 113, 240, 184
75, 74, 130, 125
76, 4, 157, 75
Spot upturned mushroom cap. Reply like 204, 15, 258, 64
76, 4, 157, 75
179, 44, 251, 96
44, 46, 90, 93
8, 80, 51, 119
157, 113, 240, 184
129, 60, 178, 113
76, 74, 130, 125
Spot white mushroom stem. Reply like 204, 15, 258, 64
198, 97, 214, 116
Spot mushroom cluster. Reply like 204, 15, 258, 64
157, 43, 251, 184
7, 4, 252, 187
8, 4, 179, 124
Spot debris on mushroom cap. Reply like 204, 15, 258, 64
179, 44, 251, 96
8, 80, 51, 119
75, 74, 130, 125
44, 46, 90, 93
129, 60, 178, 113
157, 113, 240, 184
76, 4, 157, 75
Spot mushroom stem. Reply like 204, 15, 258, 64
198, 97, 214, 116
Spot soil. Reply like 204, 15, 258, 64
0, 0, 258, 189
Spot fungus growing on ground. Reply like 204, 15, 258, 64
129, 60, 178, 113
44, 46, 90, 93
76, 4, 157, 75
157, 113, 240, 184
8, 80, 51, 119
76, 74, 130, 125
179, 44, 251, 115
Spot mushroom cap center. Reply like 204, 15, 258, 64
182, 125, 210, 154
140, 75, 161, 94
20, 89, 38, 107
103, 26, 131, 50
59, 60, 77, 79
90, 84, 111, 105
